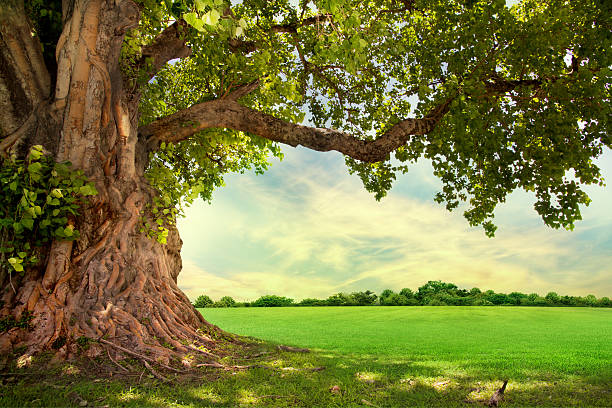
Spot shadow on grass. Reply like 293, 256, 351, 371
2, 340, 611, 407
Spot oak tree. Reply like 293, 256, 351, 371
0, 0, 609, 365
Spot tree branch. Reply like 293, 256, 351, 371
140, 83, 452, 163
136, 21, 191, 82
140, 74, 548, 163
228, 14, 333, 54
268, 14, 333, 34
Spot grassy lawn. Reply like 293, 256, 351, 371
1, 306, 611, 407
201, 306, 612, 380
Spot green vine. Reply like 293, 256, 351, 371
0, 146, 97, 288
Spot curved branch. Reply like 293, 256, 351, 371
139, 84, 452, 163
139, 73, 550, 163
136, 21, 191, 82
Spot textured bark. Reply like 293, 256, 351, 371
0, 0, 220, 365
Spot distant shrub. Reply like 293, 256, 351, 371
193, 295, 213, 308
298, 298, 327, 306
472, 298, 494, 306
487, 293, 510, 305
381, 293, 409, 306
350, 290, 378, 305
252, 295, 294, 307
326, 293, 352, 306
211, 296, 237, 308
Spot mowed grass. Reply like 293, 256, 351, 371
2, 307, 611, 407
200, 306, 612, 380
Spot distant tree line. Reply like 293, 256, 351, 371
192, 281, 612, 308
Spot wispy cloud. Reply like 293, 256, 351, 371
178, 147, 612, 300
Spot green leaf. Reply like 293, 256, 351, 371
21, 218, 34, 230
205, 9, 220, 25
12, 222, 23, 234
27, 162, 42, 174
29, 145, 43, 160
183, 12, 199, 28
194, 0, 208, 12
17, 252, 27, 258
79, 184, 98, 196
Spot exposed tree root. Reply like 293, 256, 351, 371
143, 360, 170, 382
106, 348, 128, 373
100, 339, 187, 373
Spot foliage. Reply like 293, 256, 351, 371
192, 294, 213, 308
129, 0, 612, 237
326, 292, 352, 306
252, 295, 294, 307
0, 146, 97, 281
349, 290, 378, 305
209, 296, 237, 308
297, 297, 328, 306
205, 280, 611, 308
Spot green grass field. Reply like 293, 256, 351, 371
2, 306, 611, 407
200, 306, 612, 380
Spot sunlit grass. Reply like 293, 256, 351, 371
1, 307, 610, 407
200, 306, 612, 380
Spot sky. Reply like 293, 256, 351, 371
177, 145, 612, 302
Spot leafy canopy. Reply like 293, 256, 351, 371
134, 0, 610, 235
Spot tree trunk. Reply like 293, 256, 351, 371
0, 0, 218, 364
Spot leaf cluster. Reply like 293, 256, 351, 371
0, 146, 97, 279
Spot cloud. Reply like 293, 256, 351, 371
177, 147, 612, 300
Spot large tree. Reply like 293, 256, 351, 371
0, 0, 609, 364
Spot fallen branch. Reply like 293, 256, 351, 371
278, 345, 310, 353
244, 351, 270, 359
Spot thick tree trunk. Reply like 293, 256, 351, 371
0, 0, 218, 365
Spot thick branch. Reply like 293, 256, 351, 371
136, 21, 191, 81
140, 85, 451, 163
140, 74, 548, 162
